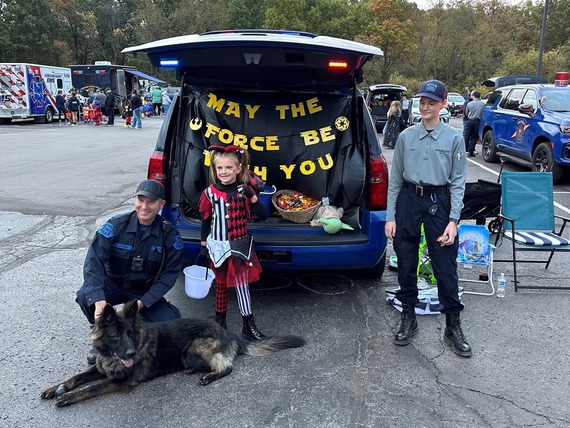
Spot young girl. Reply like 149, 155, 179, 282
199, 145, 266, 340
383, 100, 406, 149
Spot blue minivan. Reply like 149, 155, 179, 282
123, 30, 389, 277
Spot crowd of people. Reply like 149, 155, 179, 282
54, 85, 178, 128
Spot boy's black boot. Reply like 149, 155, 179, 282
443, 312, 472, 357
394, 304, 418, 346
242, 315, 266, 340
214, 311, 227, 329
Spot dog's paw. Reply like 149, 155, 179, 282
199, 374, 214, 386
40, 387, 58, 400
184, 368, 198, 375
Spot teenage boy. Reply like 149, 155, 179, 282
385, 79, 472, 357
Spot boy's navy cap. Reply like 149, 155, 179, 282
416, 80, 448, 102
134, 180, 165, 201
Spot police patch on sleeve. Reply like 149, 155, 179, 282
97, 222, 115, 239
173, 235, 183, 250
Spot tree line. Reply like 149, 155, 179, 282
2, 0, 569, 94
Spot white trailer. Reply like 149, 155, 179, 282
0, 63, 72, 123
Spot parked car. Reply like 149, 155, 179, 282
447, 92, 465, 117
366, 84, 407, 132
479, 78, 570, 183
409, 97, 451, 125
123, 30, 389, 277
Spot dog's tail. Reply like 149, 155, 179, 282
238, 335, 305, 357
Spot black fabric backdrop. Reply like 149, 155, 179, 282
181, 90, 366, 214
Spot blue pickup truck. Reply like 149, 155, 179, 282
479, 79, 570, 183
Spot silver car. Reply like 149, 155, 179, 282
408, 97, 451, 125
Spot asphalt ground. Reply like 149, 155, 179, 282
0, 116, 569, 427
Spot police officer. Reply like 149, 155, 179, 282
385, 79, 472, 358
76, 179, 184, 364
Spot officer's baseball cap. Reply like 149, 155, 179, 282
415, 79, 448, 102
134, 180, 165, 201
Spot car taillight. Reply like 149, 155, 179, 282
148, 152, 167, 184
368, 154, 388, 210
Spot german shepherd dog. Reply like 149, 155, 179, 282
41, 301, 305, 407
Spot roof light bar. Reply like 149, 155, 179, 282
160, 59, 179, 67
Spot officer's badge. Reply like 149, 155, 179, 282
173, 235, 184, 250
97, 222, 114, 238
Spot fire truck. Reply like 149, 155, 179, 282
0, 63, 72, 123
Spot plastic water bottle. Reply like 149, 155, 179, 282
496, 273, 507, 298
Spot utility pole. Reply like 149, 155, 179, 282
537, 0, 549, 76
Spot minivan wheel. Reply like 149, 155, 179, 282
482, 130, 499, 163
358, 252, 386, 279
532, 142, 564, 183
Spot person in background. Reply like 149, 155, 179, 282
464, 90, 485, 157
104, 87, 115, 125
68, 90, 80, 126
383, 100, 406, 149
385, 79, 472, 358
56, 90, 66, 126
151, 86, 162, 117
94, 88, 107, 123
75, 179, 184, 364
130, 89, 143, 129
199, 145, 267, 340
161, 91, 172, 115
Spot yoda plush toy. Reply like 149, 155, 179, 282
310, 205, 354, 234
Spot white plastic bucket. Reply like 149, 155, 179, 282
183, 265, 215, 299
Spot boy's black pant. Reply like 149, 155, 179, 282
394, 184, 464, 313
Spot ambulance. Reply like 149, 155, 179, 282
0, 63, 72, 124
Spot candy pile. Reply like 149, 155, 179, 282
276, 192, 319, 212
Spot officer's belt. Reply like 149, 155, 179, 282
403, 181, 449, 197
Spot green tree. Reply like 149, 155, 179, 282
0, 0, 59, 63
228, 0, 267, 29
357, 0, 415, 83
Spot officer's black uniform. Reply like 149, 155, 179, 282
76, 211, 184, 324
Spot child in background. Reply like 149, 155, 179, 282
82, 106, 91, 124
123, 101, 133, 128
199, 145, 267, 340
143, 100, 153, 117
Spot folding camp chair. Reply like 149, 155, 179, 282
457, 224, 495, 296
493, 172, 570, 291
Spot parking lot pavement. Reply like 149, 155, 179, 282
0, 121, 569, 427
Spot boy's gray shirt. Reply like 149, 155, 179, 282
386, 120, 467, 222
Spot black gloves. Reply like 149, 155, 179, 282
199, 246, 209, 257
248, 175, 264, 194
242, 185, 256, 199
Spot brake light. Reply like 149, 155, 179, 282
368, 155, 388, 210
328, 60, 348, 69
147, 152, 167, 184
